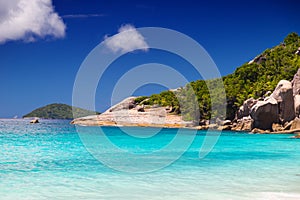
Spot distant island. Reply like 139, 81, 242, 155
23, 103, 99, 119
72, 32, 300, 135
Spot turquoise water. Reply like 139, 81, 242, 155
1, 119, 300, 200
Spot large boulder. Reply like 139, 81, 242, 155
291, 117, 300, 130
251, 128, 270, 134
30, 118, 39, 124
222, 120, 232, 126
292, 69, 300, 117
295, 95, 300, 117
232, 117, 253, 131
234, 69, 300, 132
270, 80, 295, 123
272, 123, 284, 132
107, 97, 137, 112
250, 98, 279, 130
292, 68, 300, 96
135, 105, 145, 112
236, 98, 258, 119
199, 119, 209, 126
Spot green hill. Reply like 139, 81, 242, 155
136, 32, 300, 120
23, 103, 99, 119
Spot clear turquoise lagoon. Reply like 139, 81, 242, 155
1, 119, 300, 200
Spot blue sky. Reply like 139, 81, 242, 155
0, 0, 300, 118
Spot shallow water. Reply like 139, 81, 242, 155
0, 119, 300, 200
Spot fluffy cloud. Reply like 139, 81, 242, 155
104, 24, 149, 53
0, 0, 66, 44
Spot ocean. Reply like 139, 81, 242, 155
1, 119, 300, 200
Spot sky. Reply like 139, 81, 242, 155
0, 0, 300, 118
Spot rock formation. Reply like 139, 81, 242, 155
294, 95, 300, 117
290, 117, 300, 130
108, 97, 136, 112
250, 98, 279, 130
30, 119, 39, 124
248, 55, 267, 64
270, 80, 295, 123
232, 117, 253, 131
232, 69, 300, 133
71, 97, 195, 128
292, 68, 300, 118
72, 67, 300, 133
292, 68, 300, 96
237, 98, 257, 119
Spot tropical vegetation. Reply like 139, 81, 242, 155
135, 33, 300, 121
23, 103, 99, 119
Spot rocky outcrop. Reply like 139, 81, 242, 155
71, 97, 195, 128
250, 98, 279, 130
231, 117, 253, 131
222, 120, 232, 126
270, 80, 295, 123
234, 79, 298, 131
237, 98, 257, 119
108, 97, 136, 112
30, 119, 39, 124
248, 55, 267, 64
290, 117, 300, 130
292, 68, 300, 96
272, 123, 284, 132
72, 67, 300, 134
134, 105, 145, 112
294, 95, 300, 117
292, 69, 300, 118
232, 70, 300, 134
251, 128, 270, 134
199, 119, 209, 126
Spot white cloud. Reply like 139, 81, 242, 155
104, 24, 149, 53
0, 0, 66, 44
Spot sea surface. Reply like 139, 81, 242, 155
1, 119, 300, 200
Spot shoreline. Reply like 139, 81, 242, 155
72, 120, 300, 135
5, 116, 297, 135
